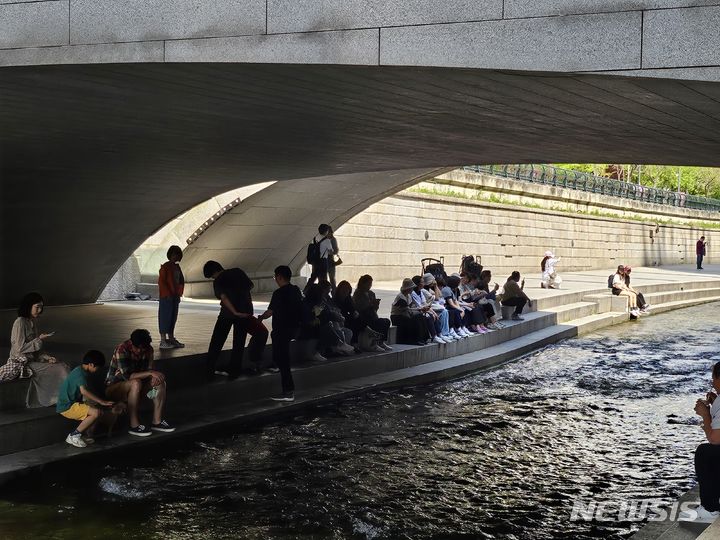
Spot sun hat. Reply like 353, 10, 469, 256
544, 251, 553, 257
450, 272, 461, 278
422, 273, 436, 286
400, 278, 416, 292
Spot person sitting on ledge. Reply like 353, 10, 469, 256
0, 292, 70, 408
611, 265, 640, 318
57, 350, 114, 448
623, 266, 650, 314
353, 275, 393, 351
390, 278, 430, 346
501, 271, 533, 321
105, 329, 175, 437
540, 251, 562, 289
301, 283, 355, 359
691, 361, 720, 523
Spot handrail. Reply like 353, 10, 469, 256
464, 165, 720, 212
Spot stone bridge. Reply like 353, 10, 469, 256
3, 1, 720, 307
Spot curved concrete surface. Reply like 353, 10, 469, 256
179, 168, 445, 296
4, 2, 720, 307
4, 63, 720, 307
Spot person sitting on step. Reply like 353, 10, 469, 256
501, 271, 533, 321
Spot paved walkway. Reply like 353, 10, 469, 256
1, 263, 718, 366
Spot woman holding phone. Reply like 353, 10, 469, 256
0, 292, 69, 407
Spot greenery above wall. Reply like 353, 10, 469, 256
554, 164, 720, 199
406, 185, 720, 231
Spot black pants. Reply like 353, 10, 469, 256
502, 297, 527, 315
272, 330, 295, 393
391, 313, 428, 344
207, 316, 269, 377
305, 259, 329, 291
636, 292, 647, 309
366, 317, 391, 341
698, 254, 704, 269
695, 443, 720, 511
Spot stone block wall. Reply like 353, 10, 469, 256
331, 191, 714, 286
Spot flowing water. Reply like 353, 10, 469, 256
1, 303, 718, 539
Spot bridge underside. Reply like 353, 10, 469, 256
3, 63, 720, 307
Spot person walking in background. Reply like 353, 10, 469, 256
158, 245, 185, 350
203, 261, 269, 380
304, 224, 334, 293
327, 225, 341, 293
258, 265, 303, 402
697, 235, 707, 270
0, 292, 70, 408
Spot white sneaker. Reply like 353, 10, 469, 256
312, 351, 327, 362
643, 304, 651, 310
680, 505, 720, 523
441, 335, 454, 343
65, 433, 86, 448
433, 336, 445, 345
459, 328, 471, 337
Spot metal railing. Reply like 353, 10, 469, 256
465, 164, 720, 212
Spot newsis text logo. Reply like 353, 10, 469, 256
570, 499, 703, 522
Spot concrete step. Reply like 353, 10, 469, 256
0, 311, 558, 456
545, 301, 598, 323
0, 317, 579, 485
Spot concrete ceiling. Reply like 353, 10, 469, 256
3, 62, 720, 307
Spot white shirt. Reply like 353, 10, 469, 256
612, 273, 624, 288
711, 398, 720, 429
314, 234, 334, 259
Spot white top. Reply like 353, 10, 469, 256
314, 234, 334, 259
612, 273, 624, 287
711, 398, 720, 429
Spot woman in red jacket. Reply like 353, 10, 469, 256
158, 245, 185, 349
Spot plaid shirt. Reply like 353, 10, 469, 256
105, 340, 154, 386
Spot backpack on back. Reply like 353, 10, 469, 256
306, 238, 321, 265
607, 274, 614, 289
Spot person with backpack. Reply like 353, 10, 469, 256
610, 265, 640, 318
304, 224, 334, 293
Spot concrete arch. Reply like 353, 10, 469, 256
179, 168, 446, 296
4, 60, 720, 307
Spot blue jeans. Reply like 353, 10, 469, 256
158, 296, 180, 335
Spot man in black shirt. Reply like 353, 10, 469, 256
259, 265, 303, 401
203, 260, 269, 380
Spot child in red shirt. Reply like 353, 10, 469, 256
158, 245, 185, 349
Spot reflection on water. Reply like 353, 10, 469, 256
1, 303, 719, 539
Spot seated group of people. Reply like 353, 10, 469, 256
390, 267, 533, 346
0, 292, 174, 449
302, 276, 393, 361
611, 265, 651, 317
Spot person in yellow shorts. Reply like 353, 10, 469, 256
56, 350, 114, 448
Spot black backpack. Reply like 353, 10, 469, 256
607, 274, 614, 289
306, 238, 321, 265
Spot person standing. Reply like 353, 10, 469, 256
158, 245, 185, 349
203, 260, 269, 380
697, 235, 707, 270
304, 224, 334, 293
258, 266, 303, 402
327, 225, 341, 293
